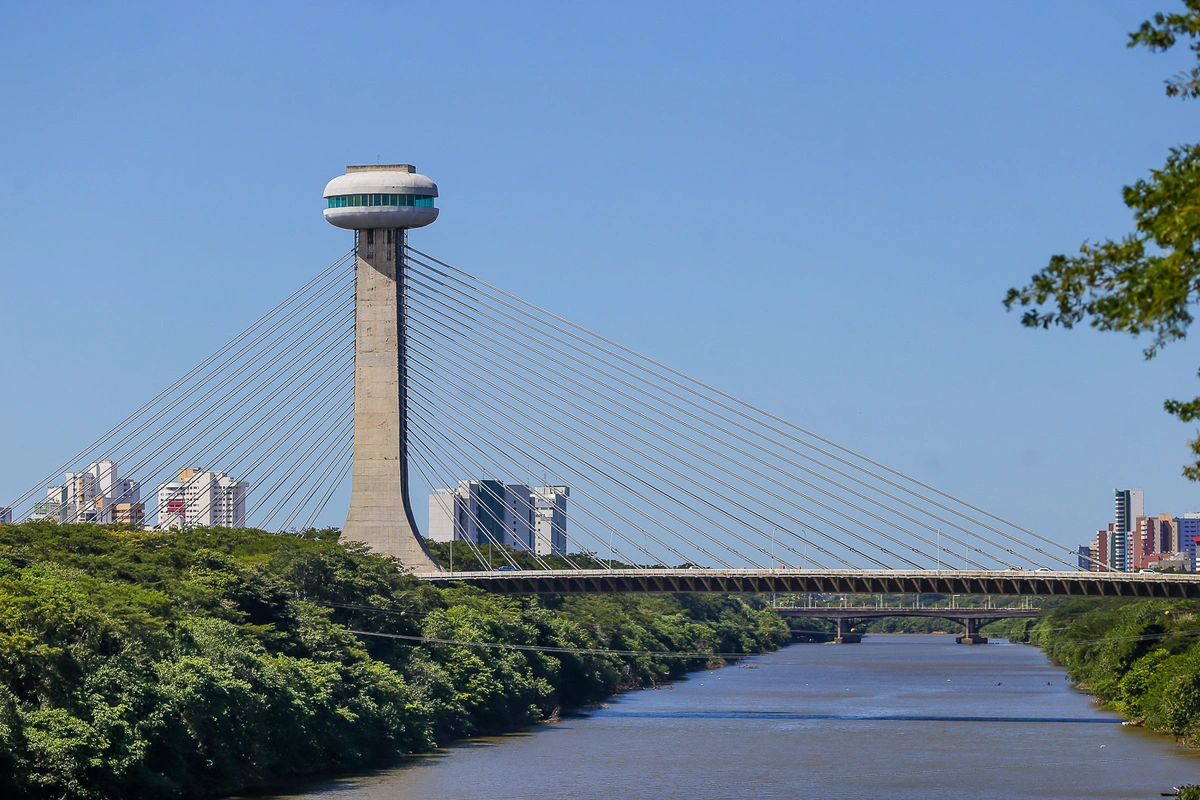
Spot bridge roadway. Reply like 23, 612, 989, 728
773, 605, 1042, 645
415, 568, 1200, 599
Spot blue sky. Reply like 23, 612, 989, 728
1, 1, 1196, 545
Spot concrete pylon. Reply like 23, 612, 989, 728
955, 617, 988, 645
341, 228, 440, 571
832, 617, 862, 644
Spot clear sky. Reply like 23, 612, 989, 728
1, 1, 1196, 546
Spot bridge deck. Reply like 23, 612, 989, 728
773, 606, 1041, 621
414, 568, 1200, 598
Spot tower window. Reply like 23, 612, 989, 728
327, 194, 436, 209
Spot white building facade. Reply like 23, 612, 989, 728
30, 460, 144, 525
533, 485, 569, 557
156, 468, 249, 529
1111, 488, 1145, 572
429, 480, 569, 556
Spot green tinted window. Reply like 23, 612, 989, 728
327, 194, 436, 209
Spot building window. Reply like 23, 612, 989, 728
327, 194, 435, 209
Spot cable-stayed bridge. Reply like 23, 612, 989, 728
6, 164, 1199, 599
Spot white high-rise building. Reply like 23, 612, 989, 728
30, 460, 144, 525
1113, 488, 1145, 572
429, 480, 569, 556
156, 468, 249, 529
533, 485, 569, 557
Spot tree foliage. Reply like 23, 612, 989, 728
0, 522, 788, 799
1008, 597, 1200, 743
1004, 1, 1200, 478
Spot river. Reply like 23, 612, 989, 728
254, 635, 1200, 799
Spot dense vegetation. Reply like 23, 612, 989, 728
1000, 597, 1200, 741
0, 522, 788, 799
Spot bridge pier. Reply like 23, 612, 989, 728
955, 617, 988, 645
833, 617, 862, 644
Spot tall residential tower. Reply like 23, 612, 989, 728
1111, 488, 1144, 572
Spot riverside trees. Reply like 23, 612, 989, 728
0, 522, 787, 799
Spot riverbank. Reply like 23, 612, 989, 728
0, 522, 789, 799
993, 598, 1200, 745
249, 635, 1200, 800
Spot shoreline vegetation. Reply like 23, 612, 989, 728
990, 598, 1200, 745
0, 522, 788, 800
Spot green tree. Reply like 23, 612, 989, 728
1004, 1, 1200, 478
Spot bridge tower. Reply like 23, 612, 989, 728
324, 164, 441, 570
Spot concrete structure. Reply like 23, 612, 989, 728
533, 485, 569, 556
1132, 516, 1157, 571
774, 606, 1042, 645
418, 568, 1200, 598
1179, 514, 1200, 573
429, 480, 569, 557
1159, 513, 1180, 553
1112, 488, 1144, 571
1077, 544, 1094, 571
1148, 552, 1191, 572
325, 164, 440, 571
30, 460, 143, 525
156, 468, 248, 529
1094, 528, 1109, 572
1129, 515, 1181, 571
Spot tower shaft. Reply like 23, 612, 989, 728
343, 227, 439, 570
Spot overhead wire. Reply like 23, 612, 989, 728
19, 260, 354, 524
5, 250, 355, 516
53, 271, 355, 522
404, 271, 1004, 570
405, 323, 825, 569
160, 371, 355, 531
406, 424, 557, 571
406, 256, 1020, 566
406, 250, 1069, 570
401, 402, 585, 569
407, 388, 691, 569
404, 402, 607, 570
405, 288, 920, 569
407, 435, 522, 569
405, 345, 747, 569
95, 302, 355, 526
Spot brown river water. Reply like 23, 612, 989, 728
252, 635, 1200, 799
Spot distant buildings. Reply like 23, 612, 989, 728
30, 460, 144, 526
533, 485, 569, 556
1179, 514, 1200, 572
1079, 489, 1199, 573
1110, 488, 1143, 572
156, 468, 249, 529
0, 508, 11, 524
429, 480, 569, 556
20, 461, 250, 530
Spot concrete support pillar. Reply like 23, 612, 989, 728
342, 228, 440, 571
832, 617, 862, 644
955, 617, 988, 645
